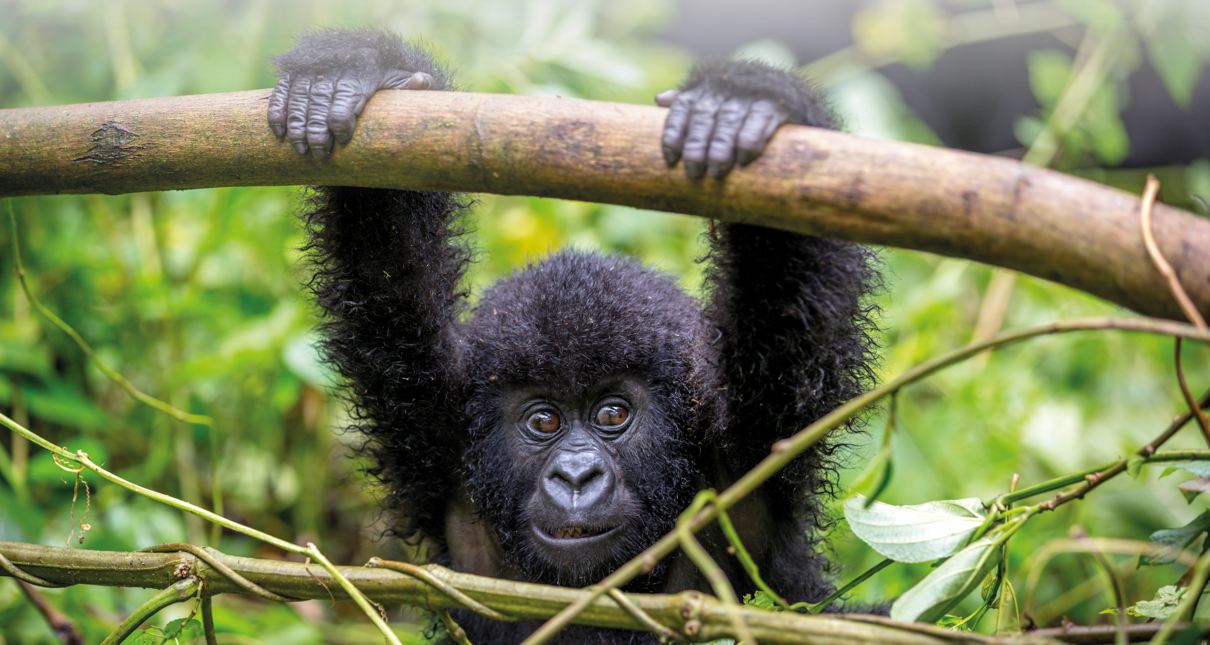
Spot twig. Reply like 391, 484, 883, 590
0, 540, 977, 644
142, 543, 299, 602
1039, 385, 1210, 512
0, 411, 396, 645
999, 448, 1210, 506
8, 207, 214, 427
606, 589, 681, 642
201, 595, 217, 645
16, 580, 84, 645
1027, 621, 1209, 644
438, 609, 473, 645
305, 544, 402, 645
1140, 175, 1208, 328
808, 559, 894, 614
100, 577, 200, 645
1077, 533, 1127, 645
674, 492, 755, 644
367, 557, 511, 622
1174, 339, 1210, 445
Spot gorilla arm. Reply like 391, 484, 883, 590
271, 29, 470, 542
662, 61, 879, 501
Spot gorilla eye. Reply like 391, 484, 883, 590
594, 403, 630, 429
526, 409, 562, 435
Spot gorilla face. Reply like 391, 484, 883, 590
465, 377, 698, 586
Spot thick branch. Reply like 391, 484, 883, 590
1, 90, 1208, 319
0, 541, 969, 645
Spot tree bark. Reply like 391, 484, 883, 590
0, 541, 969, 644
0, 89, 1207, 320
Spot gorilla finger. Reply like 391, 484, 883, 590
268, 76, 291, 139
735, 101, 788, 166
660, 90, 696, 167
285, 77, 313, 154
705, 98, 750, 179
306, 76, 338, 156
654, 89, 679, 107
682, 92, 725, 180
401, 71, 433, 90
328, 77, 364, 145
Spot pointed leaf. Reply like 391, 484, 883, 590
1179, 477, 1210, 502
1166, 461, 1210, 478
1141, 511, 1210, 566
891, 537, 1002, 624
848, 440, 893, 506
995, 580, 1021, 635
845, 496, 986, 563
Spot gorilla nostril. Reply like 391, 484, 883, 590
543, 451, 615, 509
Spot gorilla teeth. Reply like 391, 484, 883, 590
552, 526, 604, 539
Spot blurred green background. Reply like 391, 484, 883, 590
1, 0, 1210, 642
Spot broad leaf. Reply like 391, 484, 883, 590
1164, 461, 1210, 478
1129, 585, 1186, 620
1141, 511, 1210, 566
845, 496, 986, 563
891, 537, 1002, 624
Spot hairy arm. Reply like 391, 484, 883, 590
272, 30, 469, 540
662, 61, 879, 497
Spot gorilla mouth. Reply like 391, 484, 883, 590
536, 524, 617, 543
549, 526, 610, 540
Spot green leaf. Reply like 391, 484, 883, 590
164, 617, 203, 640
1082, 85, 1129, 165
995, 580, 1021, 635
1027, 50, 1073, 108
847, 433, 893, 506
121, 627, 164, 645
845, 496, 986, 563
1149, 35, 1202, 108
1179, 477, 1210, 502
743, 590, 779, 611
891, 537, 1003, 624
1127, 455, 1145, 478
1129, 585, 1186, 619
1141, 511, 1210, 566
1166, 461, 1210, 478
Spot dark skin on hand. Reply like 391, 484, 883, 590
271, 29, 876, 644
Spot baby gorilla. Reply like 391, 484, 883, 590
272, 29, 877, 643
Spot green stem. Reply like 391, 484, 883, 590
703, 489, 790, 609
305, 544, 402, 645
7, 207, 213, 427
998, 450, 1210, 506
806, 559, 893, 614
100, 578, 199, 645
675, 492, 755, 644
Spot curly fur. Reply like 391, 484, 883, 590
293, 31, 880, 643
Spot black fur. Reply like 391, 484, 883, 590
283, 30, 879, 643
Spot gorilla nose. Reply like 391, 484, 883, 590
542, 450, 616, 511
